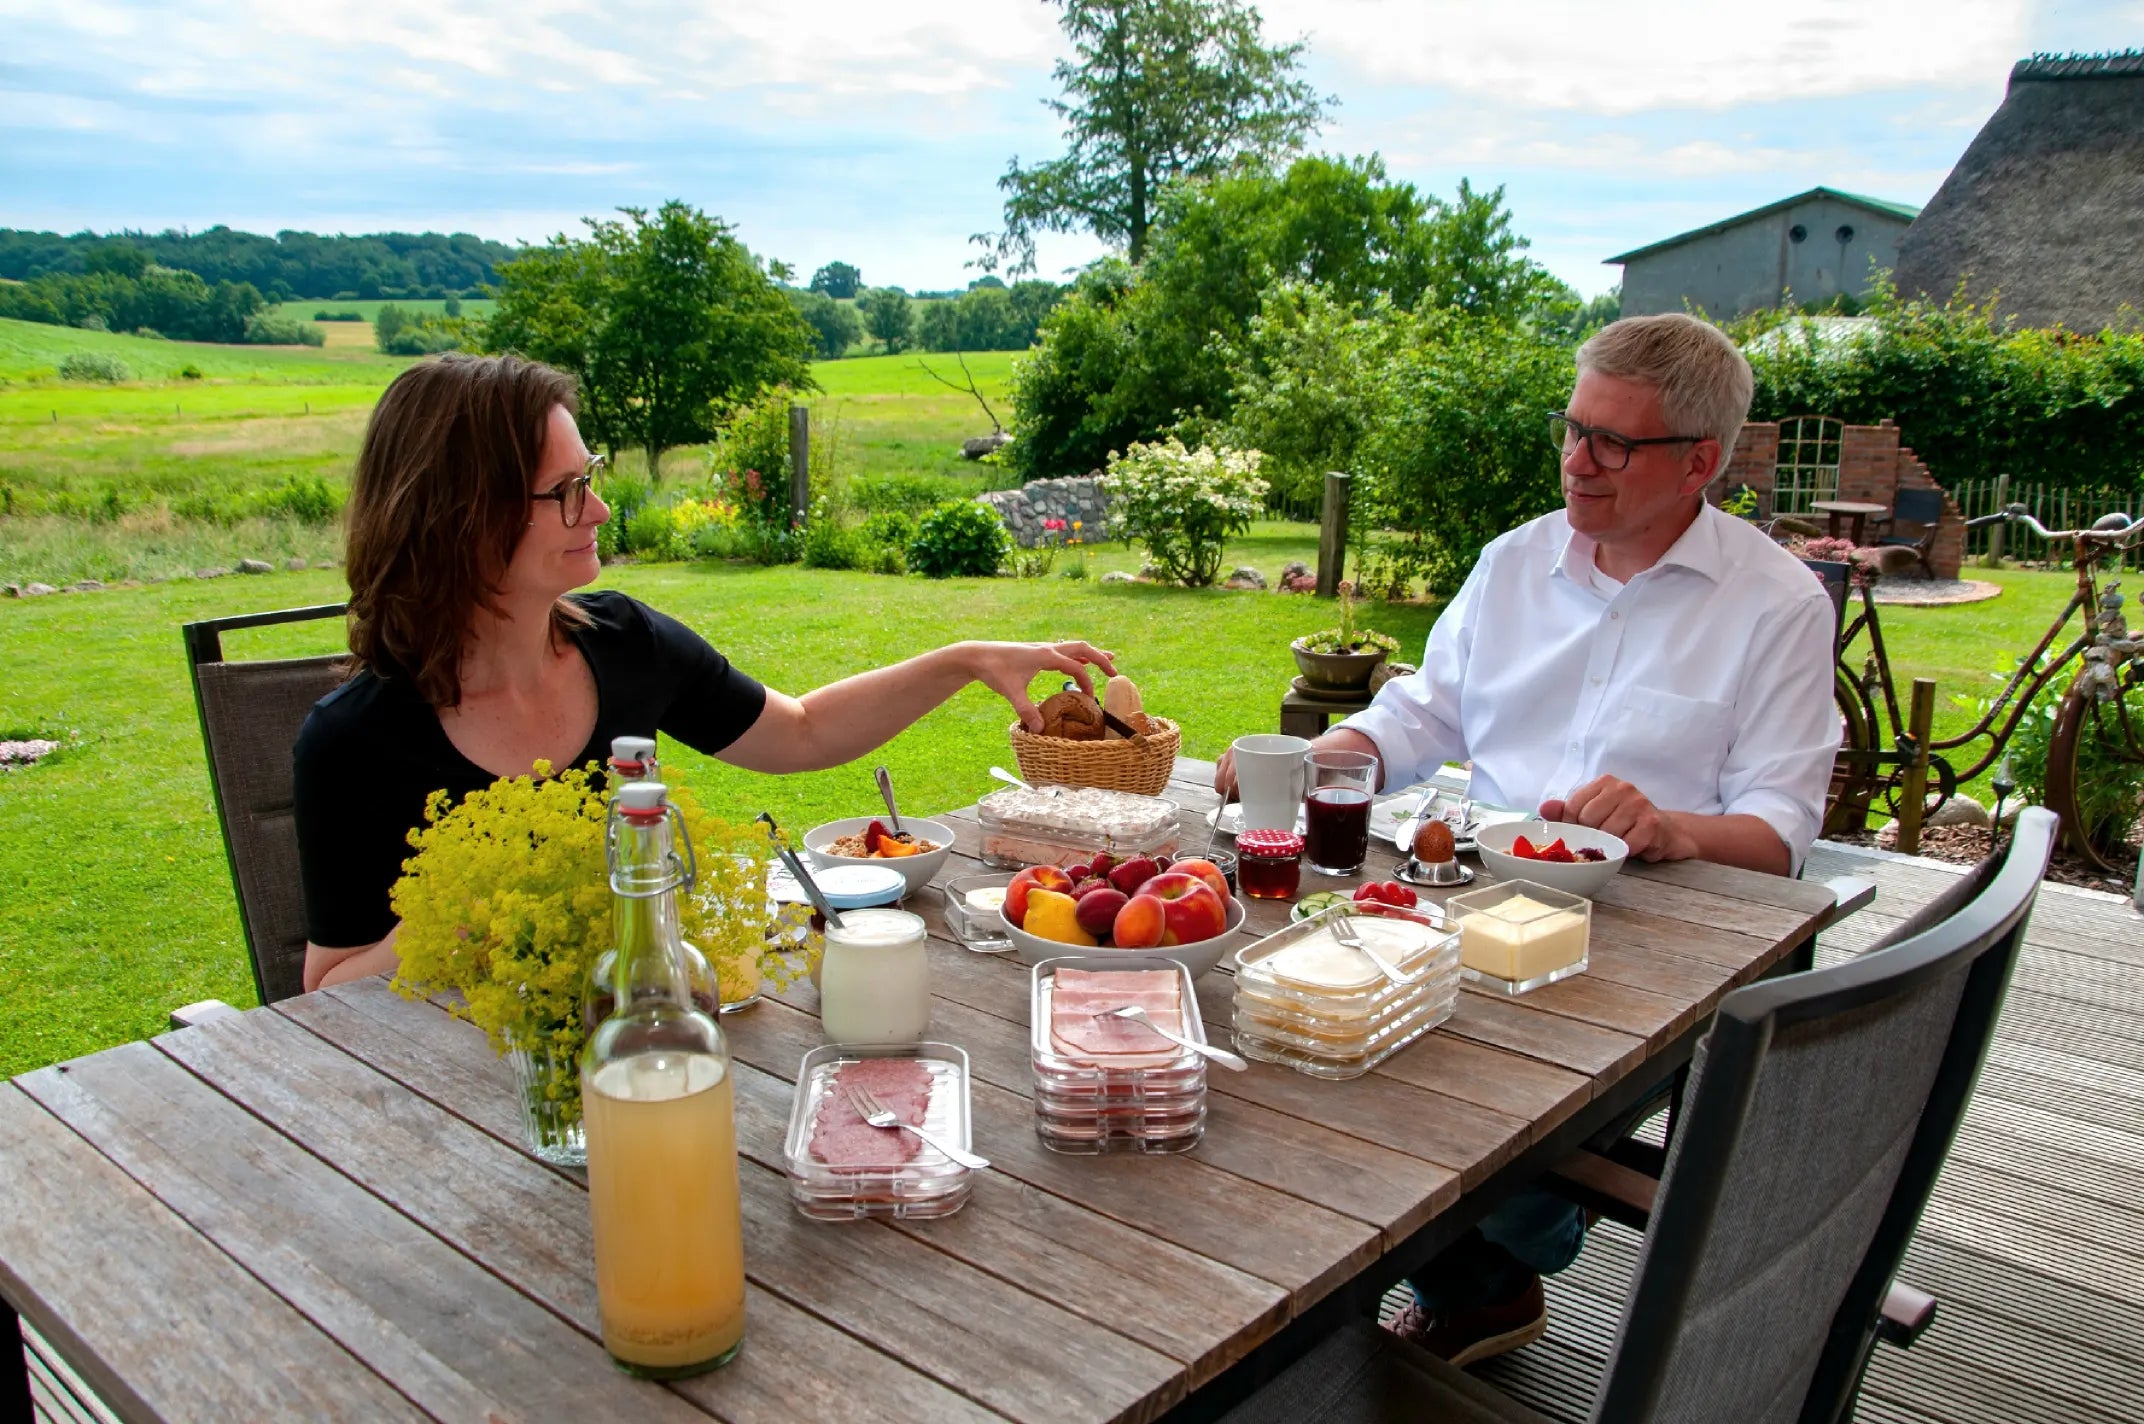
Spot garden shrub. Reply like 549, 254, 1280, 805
855, 512, 916, 575
243, 311, 325, 346
801, 499, 862, 570
176, 363, 204, 380
622, 503, 678, 557
1989, 671, 2144, 854
257, 474, 344, 525
1733, 277, 2144, 492
596, 474, 653, 558
59, 352, 130, 383
907, 500, 1011, 579
1101, 438, 1268, 587
847, 473, 973, 516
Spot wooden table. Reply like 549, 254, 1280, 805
1, 757, 1835, 1424
1810, 499, 1890, 544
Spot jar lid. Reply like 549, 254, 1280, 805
811, 863, 908, 908
1238, 829, 1305, 856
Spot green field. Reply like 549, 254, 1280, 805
271, 297, 498, 322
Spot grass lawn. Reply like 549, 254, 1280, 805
0, 522, 1362, 1078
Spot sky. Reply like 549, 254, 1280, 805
1, 0, 2137, 297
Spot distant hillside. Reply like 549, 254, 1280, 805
0, 227, 528, 302
0, 315, 403, 384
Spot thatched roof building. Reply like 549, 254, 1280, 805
1893, 52, 2144, 331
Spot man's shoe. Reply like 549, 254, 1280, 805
1387, 1276, 1547, 1367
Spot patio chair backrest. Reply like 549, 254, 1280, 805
1801, 559, 1851, 652
1890, 486, 1945, 530
183, 605, 348, 1005
1591, 808, 2055, 1424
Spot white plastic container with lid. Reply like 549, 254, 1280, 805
819, 908, 931, 1043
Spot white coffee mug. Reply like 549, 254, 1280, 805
1232, 733, 1310, 832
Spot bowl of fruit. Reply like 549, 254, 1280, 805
803, 816, 956, 897
1474, 820, 1628, 898
1000, 852, 1246, 977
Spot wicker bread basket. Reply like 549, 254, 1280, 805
1009, 715, 1181, 795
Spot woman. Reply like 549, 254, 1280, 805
294, 353, 1113, 992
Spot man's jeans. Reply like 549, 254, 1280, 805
1407, 1190, 1587, 1315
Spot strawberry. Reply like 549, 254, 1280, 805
1539, 837, 1577, 864
862, 818, 890, 854
1511, 834, 1539, 859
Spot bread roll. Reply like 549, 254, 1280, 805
1036, 689, 1105, 741
1101, 675, 1143, 740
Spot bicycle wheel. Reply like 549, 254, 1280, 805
1825, 666, 1880, 837
2045, 684, 2144, 873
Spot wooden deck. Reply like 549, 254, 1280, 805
1413, 840, 2144, 1423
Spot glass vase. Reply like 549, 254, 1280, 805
511, 1039, 586, 1166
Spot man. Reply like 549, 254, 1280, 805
1218, 312, 1840, 1363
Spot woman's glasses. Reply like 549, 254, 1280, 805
530, 454, 605, 527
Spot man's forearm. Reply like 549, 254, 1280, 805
1662, 812, 1791, 876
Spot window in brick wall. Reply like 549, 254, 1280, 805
1773, 415, 1843, 514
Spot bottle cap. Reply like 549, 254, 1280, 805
609, 735, 656, 766
812, 864, 908, 908
615, 781, 667, 814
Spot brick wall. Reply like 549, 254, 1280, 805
1720, 418, 1964, 578
1717, 421, 1780, 507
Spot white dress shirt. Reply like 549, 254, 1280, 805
1341, 502, 1841, 869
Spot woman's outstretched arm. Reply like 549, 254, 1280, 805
717, 640, 1116, 774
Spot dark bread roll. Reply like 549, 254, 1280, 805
1036, 689, 1105, 741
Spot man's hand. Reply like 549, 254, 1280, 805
1215, 728, 1383, 797
1540, 776, 1699, 863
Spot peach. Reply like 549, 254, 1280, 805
1171, 857, 1229, 901
1024, 888, 1096, 946
1074, 887, 1129, 938
1144, 872, 1227, 945
1110, 893, 1168, 948
1004, 864, 1074, 928
1106, 855, 1161, 895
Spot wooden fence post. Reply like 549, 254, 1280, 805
1984, 472, 2008, 567
788, 405, 810, 528
1896, 678, 1937, 856
1315, 472, 1351, 598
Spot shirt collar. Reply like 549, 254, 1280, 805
1550, 501, 1727, 587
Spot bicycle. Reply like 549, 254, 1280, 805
1821, 502, 2144, 869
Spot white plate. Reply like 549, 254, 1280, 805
1376, 791, 1528, 855
1205, 803, 1305, 838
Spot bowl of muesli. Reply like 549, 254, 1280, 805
803, 816, 956, 897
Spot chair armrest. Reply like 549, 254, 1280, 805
1546, 1148, 1658, 1232
1876, 1281, 1937, 1346
1816, 875, 1877, 932
169, 999, 241, 1029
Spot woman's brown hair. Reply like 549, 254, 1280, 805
344, 353, 589, 707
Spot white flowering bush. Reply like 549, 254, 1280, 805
1101, 438, 1268, 587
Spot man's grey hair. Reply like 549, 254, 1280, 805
1576, 313, 1753, 476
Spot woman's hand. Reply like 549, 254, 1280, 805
966, 640, 1118, 731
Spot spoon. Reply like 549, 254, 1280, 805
873, 765, 915, 843
1329, 913, 1417, 986
988, 766, 1034, 792
1096, 1005, 1247, 1071
1201, 784, 1235, 858
755, 812, 845, 931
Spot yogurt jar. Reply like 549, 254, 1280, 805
818, 908, 931, 1043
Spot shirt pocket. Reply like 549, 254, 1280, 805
1601, 686, 1736, 806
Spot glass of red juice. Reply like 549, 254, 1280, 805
1302, 750, 1378, 875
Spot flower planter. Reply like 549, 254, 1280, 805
511, 1038, 586, 1166
1292, 639, 1390, 692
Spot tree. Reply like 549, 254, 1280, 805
975, 0, 1330, 273
485, 202, 814, 479
809, 261, 862, 299
858, 286, 915, 352
791, 289, 864, 359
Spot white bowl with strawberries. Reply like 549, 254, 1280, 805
1000, 850, 1247, 977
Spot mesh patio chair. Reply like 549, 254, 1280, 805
1220, 808, 2057, 1424
182, 604, 348, 1011
1871, 488, 1946, 579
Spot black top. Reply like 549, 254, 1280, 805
293, 591, 767, 949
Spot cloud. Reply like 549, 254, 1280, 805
1269, 0, 2029, 113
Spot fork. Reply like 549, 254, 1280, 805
844, 1083, 990, 1170
1329, 913, 1419, 986
1096, 1005, 1247, 1071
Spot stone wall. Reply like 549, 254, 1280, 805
1713, 417, 1964, 579
976, 476, 1112, 548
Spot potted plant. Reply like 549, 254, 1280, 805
1293, 580, 1400, 691
388, 762, 807, 1164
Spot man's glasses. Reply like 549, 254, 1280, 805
530, 454, 605, 527
1548, 413, 1708, 472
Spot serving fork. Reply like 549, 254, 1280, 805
845, 1083, 990, 1170
1094, 1004, 1247, 1071
1329, 913, 1420, 986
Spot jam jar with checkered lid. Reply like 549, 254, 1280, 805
1235, 829, 1304, 900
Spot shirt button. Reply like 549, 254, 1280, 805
1591, 676, 1603, 685
1609, 612, 1620, 621
1569, 742, 1581, 753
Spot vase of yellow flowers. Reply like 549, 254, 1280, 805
389, 761, 806, 1165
